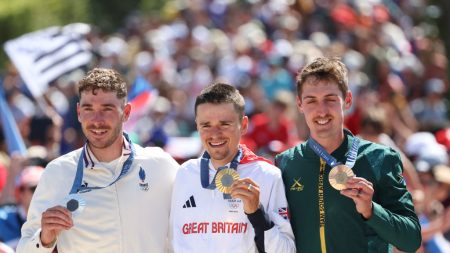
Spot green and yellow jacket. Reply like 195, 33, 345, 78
275, 131, 421, 253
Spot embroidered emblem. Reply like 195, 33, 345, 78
290, 178, 304, 191
139, 167, 149, 191
227, 199, 241, 213
278, 207, 290, 220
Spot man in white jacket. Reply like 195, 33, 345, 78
170, 83, 295, 252
17, 68, 179, 253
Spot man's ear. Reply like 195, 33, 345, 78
77, 103, 81, 122
241, 116, 249, 135
344, 91, 352, 110
123, 103, 131, 122
297, 96, 304, 113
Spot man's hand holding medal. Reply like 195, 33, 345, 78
309, 137, 374, 218
340, 176, 374, 219
230, 178, 260, 214
213, 168, 260, 214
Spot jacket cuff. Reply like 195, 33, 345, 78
246, 205, 274, 231
29, 229, 56, 252
364, 202, 386, 226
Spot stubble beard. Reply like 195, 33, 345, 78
84, 124, 122, 150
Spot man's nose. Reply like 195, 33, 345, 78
316, 101, 328, 116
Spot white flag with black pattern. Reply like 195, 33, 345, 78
4, 23, 92, 97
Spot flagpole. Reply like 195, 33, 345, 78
0, 85, 27, 156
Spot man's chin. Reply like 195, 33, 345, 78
87, 139, 109, 149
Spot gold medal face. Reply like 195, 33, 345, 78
328, 165, 355, 190
215, 168, 240, 194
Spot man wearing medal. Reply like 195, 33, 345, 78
275, 57, 421, 253
17, 68, 179, 253
170, 83, 295, 252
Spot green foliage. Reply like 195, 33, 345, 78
89, 0, 140, 33
140, 0, 166, 15
85, 0, 168, 32
0, 0, 90, 68
0, 0, 169, 67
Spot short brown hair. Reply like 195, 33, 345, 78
296, 57, 348, 98
194, 83, 245, 118
78, 68, 127, 100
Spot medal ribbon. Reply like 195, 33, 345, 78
307, 136, 360, 169
69, 133, 135, 194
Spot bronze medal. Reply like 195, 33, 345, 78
215, 168, 240, 194
328, 164, 355, 190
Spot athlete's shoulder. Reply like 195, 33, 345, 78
45, 148, 82, 172
172, 158, 200, 185
136, 144, 165, 158
275, 143, 305, 169
37, 148, 82, 187
137, 144, 178, 163
179, 158, 200, 172
240, 160, 282, 179
278, 143, 306, 158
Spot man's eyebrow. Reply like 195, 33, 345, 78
303, 93, 339, 99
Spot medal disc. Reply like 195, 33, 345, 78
63, 194, 86, 216
215, 168, 240, 194
328, 165, 355, 190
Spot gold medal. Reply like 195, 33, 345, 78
328, 164, 355, 190
215, 168, 240, 194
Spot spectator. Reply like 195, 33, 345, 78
358, 107, 424, 200
416, 165, 450, 253
245, 90, 298, 154
410, 78, 449, 132
0, 166, 44, 249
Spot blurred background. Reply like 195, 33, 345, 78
0, 0, 449, 252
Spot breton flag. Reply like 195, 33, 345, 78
4, 23, 92, 97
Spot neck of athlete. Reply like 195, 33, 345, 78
211, 148, 239, 169
312, 130, 345, 154
88, 135, 124, 163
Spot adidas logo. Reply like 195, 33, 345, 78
183, 195, 196, 208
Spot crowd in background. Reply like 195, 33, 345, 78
0, 0, 449, 252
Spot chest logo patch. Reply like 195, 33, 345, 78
139, 167, 149, 191
228, 199, 242, 210
227, 199, 242, 212
290, 178, 304, 191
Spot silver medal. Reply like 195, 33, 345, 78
63, 194, 86, 216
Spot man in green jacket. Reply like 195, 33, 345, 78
275, 57, 421, 253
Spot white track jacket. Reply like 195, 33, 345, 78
170, 156, 295, 253
17, 141, 179, 253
